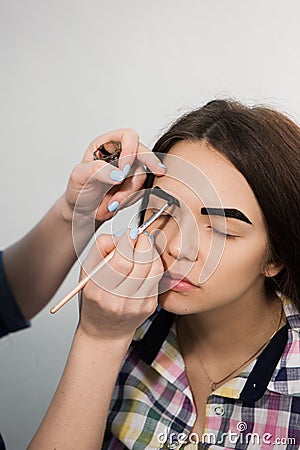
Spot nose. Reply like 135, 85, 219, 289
165, 215, 200, 262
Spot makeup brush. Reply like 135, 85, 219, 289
50, 188, 180, 314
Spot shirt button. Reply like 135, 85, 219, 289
214, 405, 225, 416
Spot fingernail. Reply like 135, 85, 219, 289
129, 227, 139, 240
114, 228, 127, 237
123, 163, 131, 177
110, 169, 125, 182
108, 200, 120, 212
158, 162, 167, 170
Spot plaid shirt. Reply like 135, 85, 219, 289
103, 299, 300, 449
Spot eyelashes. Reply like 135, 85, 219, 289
207, 226, 238, 240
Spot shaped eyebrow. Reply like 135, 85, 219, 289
150, 186, 180, 207
201, 207, 252, 224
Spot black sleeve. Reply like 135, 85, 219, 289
0, 250, 30, 338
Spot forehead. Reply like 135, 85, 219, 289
152, 141, 264, 222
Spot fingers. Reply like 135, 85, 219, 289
114, 129, 139, 171
84, 129, 139, 173
126, 236, 163, 298
101, 165, 146, 211
84, 128, 167, 177
134, 142, 167, 176
118, 138, 166, 177
70, 160, 126, 191
79, 232, 161, 340
80, 233, 117, 278
90, 230, 141, 292
82, 231, 163, 300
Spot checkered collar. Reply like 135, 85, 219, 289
267, 299, 300, 396
134, 299, 300, 402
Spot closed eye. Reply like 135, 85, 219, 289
207, 226, 239, 240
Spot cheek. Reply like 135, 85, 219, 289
208, 235, 268, 286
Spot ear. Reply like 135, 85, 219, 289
263, 262, 285, 278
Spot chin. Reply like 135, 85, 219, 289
158, 289, 219, 316
158, 291, 195, 315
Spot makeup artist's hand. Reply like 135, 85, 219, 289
62, 129, 166, 224
78, 230, 163, 341
28, 229, 163, 450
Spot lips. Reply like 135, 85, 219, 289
165, 271, 197, 286
160, 271, 199, 291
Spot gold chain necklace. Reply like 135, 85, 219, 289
184, 304, 284, 392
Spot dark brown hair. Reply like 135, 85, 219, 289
141, 99, 300, 311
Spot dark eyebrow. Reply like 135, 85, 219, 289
201, 207, 252, 224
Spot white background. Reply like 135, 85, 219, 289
0, 1, 300, 448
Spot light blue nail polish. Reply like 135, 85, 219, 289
158, 162, 167, 169
108, 201, 120, 212
114, 228, 127, 237
129, 227, 139, 240
123, 163, 131, 177
110, 169, 124, 182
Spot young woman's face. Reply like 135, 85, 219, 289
144, 140, 270, 315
